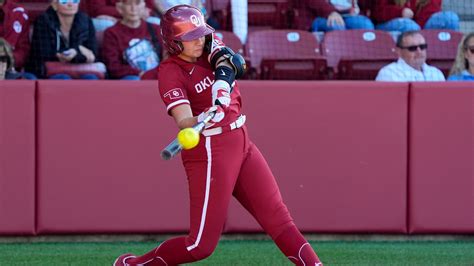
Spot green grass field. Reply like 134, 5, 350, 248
0, 239, 473, 265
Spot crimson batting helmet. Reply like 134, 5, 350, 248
161, 5, 215, 55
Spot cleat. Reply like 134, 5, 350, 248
113, 253, 136, 266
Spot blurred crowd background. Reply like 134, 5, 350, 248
1, 0, 473, 81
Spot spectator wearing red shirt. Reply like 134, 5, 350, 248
102, 0, 162, 80
0, 0, 35, 78
81, 0, 158, 31
373, 0, 459, 32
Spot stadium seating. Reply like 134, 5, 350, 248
248, 0, 291, 30
245, 29, 327, 80
13, 1, 470, 82
421, 29, 464, 77
210, 0, 292, 32
322, 30, 398, 80
215, 30, 244, 54
209, 0, 231, 31
44, 62, 107, 79
290, 0, 315, 31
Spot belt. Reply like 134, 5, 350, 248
202, 115, 246, 137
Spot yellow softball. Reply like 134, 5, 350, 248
177, 128, 200, 150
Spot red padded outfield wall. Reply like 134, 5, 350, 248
2, 80, 473, 235
409, 83, 474, 233
36, 81, 408, 234
225, 81, 408, 233
0, 81, 36, 235
36, 81, 189, 234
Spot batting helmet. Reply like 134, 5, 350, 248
161, 5, 215, 55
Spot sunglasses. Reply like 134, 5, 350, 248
466, 46, 474, 53
58, 0, 80, 4
399, 44, 428, 52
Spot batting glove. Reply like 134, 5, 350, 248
197, 106, 225, 128
211, 80, 231, 109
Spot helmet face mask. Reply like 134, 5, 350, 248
161, 4, 215, 55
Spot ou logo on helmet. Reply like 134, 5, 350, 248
190, 15, 201, 27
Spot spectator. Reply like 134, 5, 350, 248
307, 0, 375, 32
0, 0, 36, 79
102, 0, 162, 80
373, 0, 459, 32
84, 0, 158, 31
26, 0, 99, 79
448, 32, 474, 81
0, 37, 21, 79
376, 30, 445, 81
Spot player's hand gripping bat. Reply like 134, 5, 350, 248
160, 111, 215, 160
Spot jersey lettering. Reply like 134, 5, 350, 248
194, 76, 214, 93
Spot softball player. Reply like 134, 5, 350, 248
114, 5, 323, 266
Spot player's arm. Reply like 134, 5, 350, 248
170, 104, 225, 129
205, 33, 247, 108
170, 104, 196, 129
205, 34, 247, 78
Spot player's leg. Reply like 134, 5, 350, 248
115, 153, 214, 266
120, 130, 245, 265
233, 132, 322, 265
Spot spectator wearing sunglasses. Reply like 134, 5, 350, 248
373, 0, 459, 33
448, 33, 474, 81
376, 30, 445, 81
26, 0, 99, 79
0, 0, 36, 79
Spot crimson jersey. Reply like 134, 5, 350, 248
0, 0, 31, 69
158, 51, 242, 129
